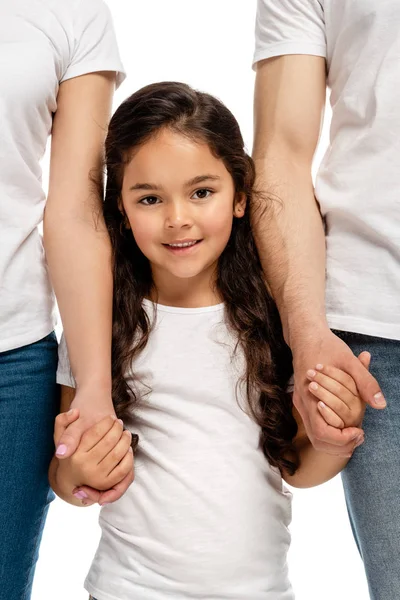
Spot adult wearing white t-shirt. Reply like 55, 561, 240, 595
253, 1, 399, 598
0, 2, 131, 598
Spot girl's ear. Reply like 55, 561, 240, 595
233, 192, 247, 218
118, 197, 131, 230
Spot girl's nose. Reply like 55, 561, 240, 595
165, 200, 193, 229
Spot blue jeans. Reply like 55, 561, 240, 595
0, 332, 59, 600
335, 331, 400, 600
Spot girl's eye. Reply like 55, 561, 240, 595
139, 196, 160, 206
192, 188, 212, 200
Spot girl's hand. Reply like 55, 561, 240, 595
305, 351, 371, 431
71, 467, 135, 507
55, 413, 134, 500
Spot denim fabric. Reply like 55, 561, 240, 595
0, 332, 59, 600
334, 331, 400, 600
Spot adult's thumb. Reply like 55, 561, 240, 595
357, 351, 371, 370
55, 420, 84, 458
351, 352, 386, 410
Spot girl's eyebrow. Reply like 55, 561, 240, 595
185, 174, 221, 187
129, 174, 220, 192
129, 182, 160, 191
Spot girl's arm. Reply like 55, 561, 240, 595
283, 410, 351, 489
282, 354, 370, 488
43, 72, 116, 458
49, 385, 134, 507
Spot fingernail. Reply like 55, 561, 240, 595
307, 369, 316, 378
73, 491, 88, 500
354, 437, 364, 449
309, 382, 318, 391
316, 364, 324, 370
56, 444, 67, 457
111, 415, 117, 420
373, 392, 386, 407
67, 409, 74, 415
118, 419, 124, 426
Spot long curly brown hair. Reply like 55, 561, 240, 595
103, 81, 298, 475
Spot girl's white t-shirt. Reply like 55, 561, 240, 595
57, 301, 294, 600
254, 0, 400, 341
0, 0, 125, 352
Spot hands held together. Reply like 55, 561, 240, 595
54, 409, 135, 507
293, 329, 386, 458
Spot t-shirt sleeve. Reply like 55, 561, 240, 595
56, 334, 76, 388
253, 0, 327, 68
61, 0, 126, 87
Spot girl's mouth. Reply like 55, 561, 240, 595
162, 239, 203, 254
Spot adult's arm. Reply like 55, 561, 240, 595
44, 72, 117, 456
253, 55, 384, 456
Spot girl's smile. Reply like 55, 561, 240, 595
162, 238, 203, 254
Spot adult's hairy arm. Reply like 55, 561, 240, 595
253, 56, 384, 456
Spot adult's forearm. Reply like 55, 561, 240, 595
43, 72, 116, 396
44, 207, 112, 393
252, 154, 328, 347
252, 55, 327, 349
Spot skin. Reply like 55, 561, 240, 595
44, 72, 133, 502
50, 129, 372, 505
121, 129, 246, 307
253, 55, 385, 458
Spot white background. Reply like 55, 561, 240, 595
33, 1, 369, 599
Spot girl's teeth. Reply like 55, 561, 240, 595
169, 241, 197, 248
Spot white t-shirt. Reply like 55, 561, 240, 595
57, 301, 294, 600
254, 0, 400, 341
0, 0, 125, 352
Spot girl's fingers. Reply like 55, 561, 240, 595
308, 381, 352, 422
98, 469, 135, 506
72, 485, 101, 507
87, 419, 125, 463
307, 365, 357, 396
104, 447, 134, 489
317, 401, 345, 429
54, 408, 80, 446
79, 415, 120, 453
99, 430, 132, 476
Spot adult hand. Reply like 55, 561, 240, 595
54, 389, 134, 504
55, 387, 116, 458
54, 408, 135, 506
292, 328, 385, 457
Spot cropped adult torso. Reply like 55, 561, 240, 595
0, 0, 123, 351
80, 302, 294, 600
318, 0, 400, 339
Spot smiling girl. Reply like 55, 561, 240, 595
50, 82, 368, 600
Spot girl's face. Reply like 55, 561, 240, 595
121, 129, 245, 297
